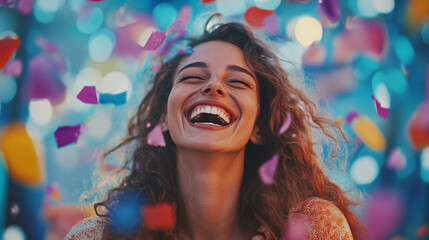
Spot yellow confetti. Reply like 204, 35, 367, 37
352, 116, 386, 151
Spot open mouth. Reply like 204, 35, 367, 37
188, 105, 232, 127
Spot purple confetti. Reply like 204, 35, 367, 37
77, 86, 98, 104
3, 59, 22, 77
263, 14, 279, 34
147, 125, 166, 147
177, 5, 191, 25
0, 0, 20, 8
317, 0, 341, 24
258, 154, 279, 185
11, 203, 19, 216
279, 112, 292, 135
143, 31, 166, 51
387, 148, 406, 170
45, 182, 59, 196
371, 95, 389, 119
54, 124, 86, 148
17, 0, 32, 14
345, 111, 359, 124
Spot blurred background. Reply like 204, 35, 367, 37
0, 0, 428, 239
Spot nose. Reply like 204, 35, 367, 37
201, 77, 225, 97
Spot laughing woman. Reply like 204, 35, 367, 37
66, 18, 363, 240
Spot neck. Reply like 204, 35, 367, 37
177, 148, 250, 240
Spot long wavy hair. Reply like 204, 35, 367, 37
94, 17, 363, 239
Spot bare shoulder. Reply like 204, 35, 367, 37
290, 197, 353, 240
65, 216, 105, 240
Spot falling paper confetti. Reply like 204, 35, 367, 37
279, 112, 292, 135
283, 216, 306, 240
346, 111, 386, 151
387, 148, 406, 170
0, 122, 44, 186
143, 31, 166, 51
371, 95, 389, 119
202, 0, 215, 3
54, 124, 86, 148
316, 0, 341, 25
0, 36, 20, 70
142, 202, 175, 230
263, 14, 279, 34
98, 92, 127, 106
3, 59, 22, 77
77, 86, 98, 104
258, 154, 279, 185
244, 6, 274, 28
409, 101, 429, 150
147, 125, 166, 147
177, 5, 192, 25
51, 191, 62, 201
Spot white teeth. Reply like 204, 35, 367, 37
189, 105, 231, 124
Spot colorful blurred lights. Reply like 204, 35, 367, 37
99, 71, 132, 99
421, 23, 429, 45
152, 3, 177, 30
89, 30, 115, 62
371, 0, 394, 14
374, 82, 391, 108
294, 17, 323, 46
76, 7, 104, 34
254, 0, 281, 10
215, 0, 246, 17
29, 99, 53, 125
421, 147, 429, 183
394, 36, 415, 65
3, 225, 26, 240
351, 156, 379, 185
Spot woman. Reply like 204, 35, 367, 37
66, 17, 363, 240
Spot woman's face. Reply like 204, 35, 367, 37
166, 41, 260, 153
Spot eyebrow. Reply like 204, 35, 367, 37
176, 61, 256, 81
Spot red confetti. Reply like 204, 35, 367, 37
77, 86, 98, 104
147, 125, 166, 147
258, 154, 279, 185
143, 31, 166, 51
409, 101, 429, 150
88, 0, 105, 1
0, 36, 20, 70
416, 224, 429, 238
202, 0, 215, 4
371, 95, 389, 119
244, 6, 274, 28
142, 203, 175, 230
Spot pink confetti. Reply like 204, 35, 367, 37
0, 0, 20, 8
279, 112, 292, 135
317, 0, 341, 25
17, 0, 32, 14
283, 216, 306, 240
387, 148, 406, 170
263, 14, 279, 34
147, 125, 166, 147
77, 86, 98, 104
143, 31, 166, 51
258, 154, 279, 185
4, 59, 22, 77
364, 189, 404, 240
54, 123, 86, 148
177, 5, 192, 25
11, 203, 19, 216
371, 95, 389, 119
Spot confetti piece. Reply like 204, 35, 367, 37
371, 95, 389, 119
177, 46, 194, 55
17, 0, 32, 15
416, 224, 429, 238
346, 111, 386, 151
0, 0, 20, 8
147, 125, 166, 147
35, 36, 58, 54
146, 122, 151, 128
51, 191, 62, 201
54, 124, 86, 148
110, 195, 142, 233
142, 203, 175, 230
409, 101, 429, 150
364, 189, 404, 240
0, 122, 44, 186
45, 182, 59, 196
98, 92, 127, 106
279, 112, 292, 135
143, 31, 166, 51
11, 203, 19, 216
263, 13, 279, 34
258, 154, 279, 185
283, 216, 306, 240
77, 86, 98, 104
387, 148, 406, 170
177, 5, 192, 25
202, 0, 215, 3
244, 6, 274, 28
0, 36, 20, 70
316, 0, 341, 25
3, 59, 22, 77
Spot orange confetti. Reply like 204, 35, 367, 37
51, 191, 62, 201
141, 203, 175, 230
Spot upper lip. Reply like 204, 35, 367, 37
185, 100, 236, 122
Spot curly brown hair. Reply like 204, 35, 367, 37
94, 17, 363, 240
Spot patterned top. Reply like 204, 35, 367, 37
65, 198, 353, 240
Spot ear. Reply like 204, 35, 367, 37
250, 125, 262, 145
160, 113, 169, 132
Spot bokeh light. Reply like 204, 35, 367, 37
89, 29, 116, 62
374, 82, 391, 108
254, 0, 281, 11
3, 225, 26, 240
99, 71, 132, 99
421, 147, 429, 183
76, 7, 104, 34
28, 99, 53, 125
215, 0, 247, 17
351, 156, 379, 185
294, 16, 323, 47
0, 76, 17, 103
394, 35, 415, 65
371, 0, 395, 14
33, 1, 56, 23
152, 3, 177, 31
421, 22, 429, 46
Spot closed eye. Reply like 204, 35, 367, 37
180, 75, 204, 82
230, 79, 251, 88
